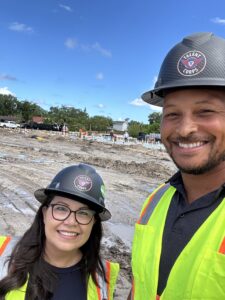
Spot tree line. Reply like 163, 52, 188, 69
0, 94, 161, 136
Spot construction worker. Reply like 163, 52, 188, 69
128, 32, 225, 299
0, 164, 119, 300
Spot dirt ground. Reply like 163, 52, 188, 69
0, 128, 177, 299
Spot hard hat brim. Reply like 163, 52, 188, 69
142, 78, 225, 107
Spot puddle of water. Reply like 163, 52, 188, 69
106, 222, 134, 248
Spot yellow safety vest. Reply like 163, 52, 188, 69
131, 184, 225, 300
0, 236, 119, 300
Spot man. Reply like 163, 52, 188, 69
128, 32, 225, 299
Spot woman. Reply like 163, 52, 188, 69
0, 163, 119, 300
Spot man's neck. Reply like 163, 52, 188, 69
181, 162, 225, 204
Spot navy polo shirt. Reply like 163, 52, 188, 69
157, 172, 225, 296
48, 260, 87, 300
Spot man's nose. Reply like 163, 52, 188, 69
176, 115, 197, 137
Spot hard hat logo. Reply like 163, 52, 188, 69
177, 50, 206, 76
74, 175, 93, 192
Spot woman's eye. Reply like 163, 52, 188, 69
77, 210, 89, 216
55, 205, 68, 212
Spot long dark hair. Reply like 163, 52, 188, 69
0, 196, 106, 300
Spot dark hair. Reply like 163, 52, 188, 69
0, 196, 106, 300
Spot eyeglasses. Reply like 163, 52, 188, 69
49, 204, 96, 225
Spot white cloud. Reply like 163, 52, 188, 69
130, 98, 149, 107
65, 38, 78, 49
59, 4, 73, 12
97, 103, 105, 108
152, 76, 158, 88
130, 97, 162, 112
92, 42, 112, 58
9, 22, 33, 33
96, 72, 104, 80
0, 87, 15, 96
149, 104, 162, 112
0, 74, 17, 81
65, 39, 112, 58
211, 17, 225, 24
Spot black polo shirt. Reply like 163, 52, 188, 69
157, 172, 225, 296
50, 261, 87, 300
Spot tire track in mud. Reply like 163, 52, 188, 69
0, 168, 38, 235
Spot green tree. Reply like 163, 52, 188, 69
148, 112, 162, 124
48, 106, 89, 131
17, 101, 46, 122
0, 94, 19, 116
89, 116, 113, 132
128, 121, 149, 138
148, 122, 160, 133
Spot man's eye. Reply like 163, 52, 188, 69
164, 112, 178, 118
198, 109, 214, 114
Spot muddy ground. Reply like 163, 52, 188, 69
0, 128, 176, 299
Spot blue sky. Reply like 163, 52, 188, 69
0, 0, 225, 123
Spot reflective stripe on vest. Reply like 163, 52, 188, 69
131, 185, 225, 300
137, 184, 170, 225
219, 236, 225, 254
89, 260, 119, 300
95, 260, 111, 300
0, 236, 20, 279
0, 236, 11, 256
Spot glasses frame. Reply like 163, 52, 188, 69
48, 203, 96, 225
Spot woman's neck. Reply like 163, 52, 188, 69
43, 247, 83, 268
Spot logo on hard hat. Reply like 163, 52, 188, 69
101, 185, 106, 198
74, 175, 93, 192
177, 50, 206, 77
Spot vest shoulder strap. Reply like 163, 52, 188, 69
138, 183, 171, 225
88, 260, 119, 300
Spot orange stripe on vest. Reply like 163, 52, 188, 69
137, 192, 156, 224
131, 277, 135, 300
219, 237, 225, 254
105, 260, 111, 300
0, 236, 11, 256
95, 272, 101, 300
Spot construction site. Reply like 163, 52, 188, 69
0, 128, 176, 299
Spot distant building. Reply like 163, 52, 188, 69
0, 115, 17, 122
32, 116, 44, 124
112, 120, 129, 132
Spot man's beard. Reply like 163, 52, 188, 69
170, 150, 225, 175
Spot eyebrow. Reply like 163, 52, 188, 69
164, 98, 220, 109
51, 201, 89, 209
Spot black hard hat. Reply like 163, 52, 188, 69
34, 163, 111, 221
142, 32, 225, 107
